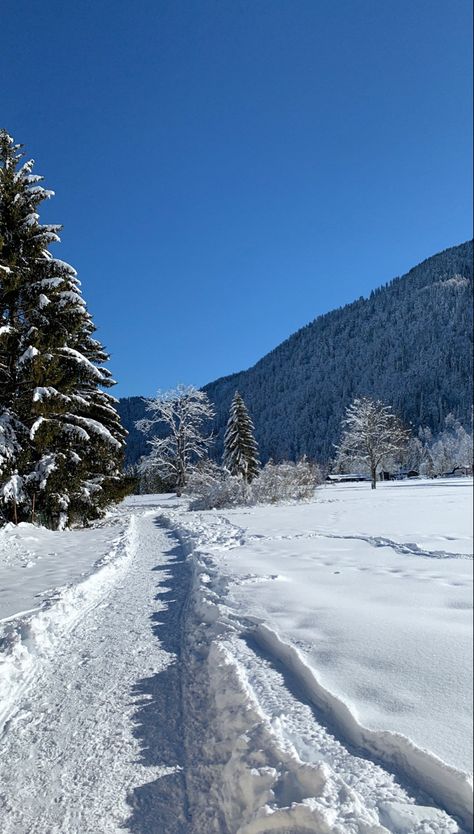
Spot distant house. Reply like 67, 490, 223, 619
441, 466, 472, 477
326, 473, 370, 483
393, 468, 420, 480
329, 469, 422, 483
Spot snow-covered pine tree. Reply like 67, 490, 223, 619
223, 391, 260, 483
0, 130, 128, 527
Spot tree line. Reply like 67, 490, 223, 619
135, 385, 473, 505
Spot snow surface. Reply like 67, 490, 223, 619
1, 516, 130, 622
0, 480, 471, 833
160, 478, 473, 829
0, 505, 189, 833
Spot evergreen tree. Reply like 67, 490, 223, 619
0, 129, 128, 527
223, 391, 260, 482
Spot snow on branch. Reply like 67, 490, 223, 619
1, 472, 27, 507
26, 185, 55, 199
59, 347, 105, 381
66, 415, 122, 449
33, 387, 71, 405
30, 416, 46, 440
32, 453, 58, 490
0, 411, 21, 473
18, 346, 40, 365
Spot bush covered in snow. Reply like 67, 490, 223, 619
185, 458, 322, 510
252, 458, 323, 503
185, 461, 252, 509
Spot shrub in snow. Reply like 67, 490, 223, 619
0, 130, 129, 527
252, 458, 323, 503
136, 464, 175, 495
137, 385, 215, 495
185, 461, 252, 510
186, 457, 322, 509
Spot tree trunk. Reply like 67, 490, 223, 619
371, 466, 377, 489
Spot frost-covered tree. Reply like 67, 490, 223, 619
335, 397, 410, 489
428, 414, 473, 476
223, 391, 260, 483
0, 129, 128, 527
137, 384, 215, 494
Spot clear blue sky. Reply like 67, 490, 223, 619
1, 0, 472, 397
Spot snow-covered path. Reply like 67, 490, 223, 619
0, 510, 190, 834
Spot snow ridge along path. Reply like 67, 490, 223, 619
0, 513, 139, 736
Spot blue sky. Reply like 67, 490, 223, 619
1, 0, 472, 397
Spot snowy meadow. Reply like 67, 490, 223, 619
159, 477, 473, 830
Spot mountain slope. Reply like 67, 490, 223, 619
119, 240, 473, 465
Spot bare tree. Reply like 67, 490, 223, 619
136, 385, 215, 494
335, 397, 409, 489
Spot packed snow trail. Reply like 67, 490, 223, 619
0, 510, 191, 834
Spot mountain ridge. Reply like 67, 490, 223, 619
207, 241, 472, 384
118, 240, 473, 466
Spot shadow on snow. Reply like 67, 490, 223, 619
125, 520, 192, 834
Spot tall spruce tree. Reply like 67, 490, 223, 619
0, 130, 128, 527
223, 391, 260, 482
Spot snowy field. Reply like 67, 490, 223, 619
160, 478, 473, 831
0, 479, 472, 833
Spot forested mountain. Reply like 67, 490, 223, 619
119, 240, 473, 466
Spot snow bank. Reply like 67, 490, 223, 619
0, 515, 139, 735
254, 623, 473, 830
